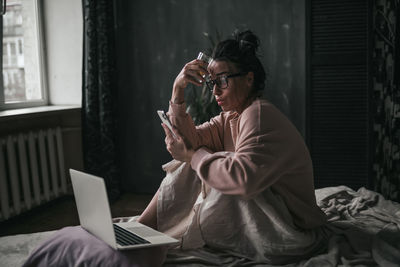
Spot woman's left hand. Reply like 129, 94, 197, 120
162, 124, 195, 162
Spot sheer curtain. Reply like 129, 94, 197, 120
81, 0, 120, 201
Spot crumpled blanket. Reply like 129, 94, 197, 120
157, 160, 327, 265
315, 186, 400, 266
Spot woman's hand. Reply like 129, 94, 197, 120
174, 59, 209, 89
162, 123, 195, 162
171, 59, 209, 104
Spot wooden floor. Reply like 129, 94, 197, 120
0, 193, 153, 237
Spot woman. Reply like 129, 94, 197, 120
139, 30, 327, 264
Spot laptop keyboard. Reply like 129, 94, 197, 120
113, 224, 150, 246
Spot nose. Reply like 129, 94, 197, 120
212, 85, 221, 95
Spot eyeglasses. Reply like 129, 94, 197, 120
206, 72, 248, 91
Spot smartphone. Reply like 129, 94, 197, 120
157, 110, 177, 138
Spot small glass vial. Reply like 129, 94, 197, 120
197, 52, 213, 64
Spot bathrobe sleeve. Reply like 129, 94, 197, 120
167, 102, 226, 152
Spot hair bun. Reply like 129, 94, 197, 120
212, 29, 266, 93
233, 30, 260, 54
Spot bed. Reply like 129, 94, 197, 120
1, 185, 399, 266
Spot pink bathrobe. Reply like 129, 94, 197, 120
158, 98, 327, 264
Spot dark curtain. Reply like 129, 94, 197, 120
81, 0, 120, 201
373, 0, 400, 202
396, 1, 400, 87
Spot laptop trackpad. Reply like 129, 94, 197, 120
127, 227, 162, 238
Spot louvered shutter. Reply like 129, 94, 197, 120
306, 0, 372, 189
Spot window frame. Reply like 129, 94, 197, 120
0, 0, 48, 111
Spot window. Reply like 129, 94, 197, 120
0, 0, 47, 110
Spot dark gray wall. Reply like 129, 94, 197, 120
114, 0, 305, 193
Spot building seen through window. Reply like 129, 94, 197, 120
3, 0, 25, 102
2, 0, 45, 105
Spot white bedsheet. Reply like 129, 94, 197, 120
0, 230, 56, 267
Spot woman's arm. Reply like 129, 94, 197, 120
166, 58, 224, 152
190, 101, 311, 199
167, 103, 225, 152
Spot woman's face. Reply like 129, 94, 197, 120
207, 60, 254, 113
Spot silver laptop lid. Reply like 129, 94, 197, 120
70, 169, 117, 249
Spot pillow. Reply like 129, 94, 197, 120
22, 226, 167, 267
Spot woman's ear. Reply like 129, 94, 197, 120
246, 72, 254, 88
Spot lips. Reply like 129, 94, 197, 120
216, 98, 223, 106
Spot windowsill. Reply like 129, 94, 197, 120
0, 105, 82, 136
0, 105, 81, 120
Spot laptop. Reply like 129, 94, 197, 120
69, 169, 179, 250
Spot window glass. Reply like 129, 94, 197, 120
2, 0, 46, 106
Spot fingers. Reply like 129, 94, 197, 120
162, 123, 179, 141
161, 123, 182, 143
181, 60, 209, 86
163, 126, 174, 155
184, 70, 204, 86
161, 123, 173, 139
170, 125, 182, 141
162, 123, 176, 155
195, 59, 209, 77
174, 59, 209, 90
187, 59, 209, 74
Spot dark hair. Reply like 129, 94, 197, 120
212, 30, 266, 94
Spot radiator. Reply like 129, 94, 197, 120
0, 127, 67, 221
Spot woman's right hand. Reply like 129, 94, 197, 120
171, 59, 209, 103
